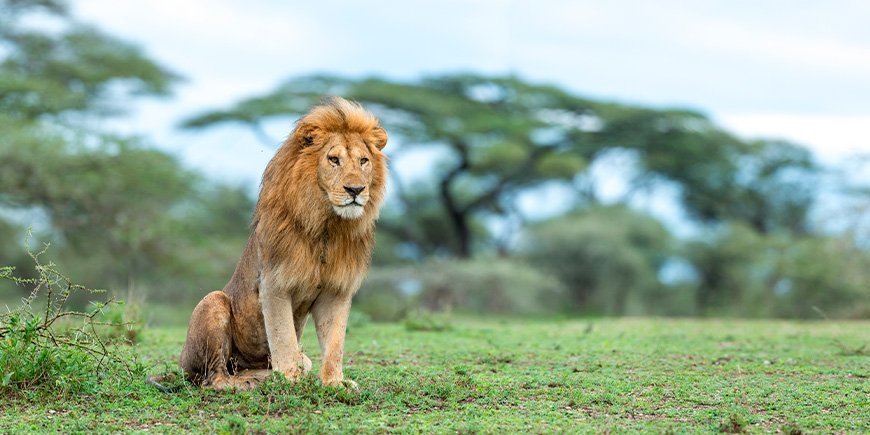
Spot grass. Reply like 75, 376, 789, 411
1, 316, 867, 433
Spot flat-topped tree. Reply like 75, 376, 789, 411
182, 73, 819, 258
0, 0, 194, 296
0, 0, 177, 121
183, 74, 593, 258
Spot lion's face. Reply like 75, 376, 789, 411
272, 98, 388, 222
317, 133, 379, 220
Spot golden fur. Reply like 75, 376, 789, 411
177, 97, 388, 390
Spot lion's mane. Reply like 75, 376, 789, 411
251, 97, 388, 296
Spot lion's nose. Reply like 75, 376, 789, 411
344, 185, 365, 197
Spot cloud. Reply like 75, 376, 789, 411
717, 113, 870, 165
678, 16, 870, 77
71, 0, 870, 185
75, 0, 325, 96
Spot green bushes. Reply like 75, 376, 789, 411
686, 224, 870, 318
519, 207, 869, 318
523, 206, 675, 315
356, 258, 567, 321
0, 248, 144, 397
402, 310, 454, 332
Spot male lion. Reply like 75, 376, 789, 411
178, 97, 387, 390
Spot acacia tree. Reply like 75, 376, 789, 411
182, 73, 820, 258
0, 1, 253, 301
0, 0, 177, 121
183, 75, 601, 257
596, 109, 818, 235
1, 0, 182, 262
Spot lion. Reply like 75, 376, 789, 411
171, 97, 387, 390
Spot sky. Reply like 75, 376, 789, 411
71, 0, 870, 231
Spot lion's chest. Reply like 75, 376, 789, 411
271, 231, 371, 299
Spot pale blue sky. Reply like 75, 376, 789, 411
72, 0, 869, 233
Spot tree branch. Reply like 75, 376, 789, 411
440, 140, 471, 257
460, 144, 558, 215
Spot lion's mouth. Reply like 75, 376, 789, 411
338, 197, 366, 207
333, 201, 365, 219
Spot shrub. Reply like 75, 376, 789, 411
0, 243, 144, 397
354, 268, 416, 321
356, 258, 567, 320
403, 309, 453, 332
97, 297, 144, 344
522, 206, 673, 315
685, 223, 870, 318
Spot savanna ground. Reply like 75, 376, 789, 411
1, 316, 867, 433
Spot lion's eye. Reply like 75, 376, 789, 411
360, 157, 369, 165
328, 156, 340, 165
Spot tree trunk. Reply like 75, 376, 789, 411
440, 141, 472, 258
440, 168, 472, 258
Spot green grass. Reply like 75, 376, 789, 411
1, 317, 868, 433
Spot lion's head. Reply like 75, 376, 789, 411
293, 98, 387, 220
257, 97, 388, 227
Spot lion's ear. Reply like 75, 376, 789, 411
292, 123, 321, 148
369, 126, 388, 151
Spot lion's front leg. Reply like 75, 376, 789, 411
311, 291, 355, 388
259, 274, 307, 381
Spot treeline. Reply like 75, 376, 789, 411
1, 1, 867, 318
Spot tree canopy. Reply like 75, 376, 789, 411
183, 73, 821, 258
0, 0, 248, 302
0, 0, 177, 121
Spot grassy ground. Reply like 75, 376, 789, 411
1, 317, 867, 433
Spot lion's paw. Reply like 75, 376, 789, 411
301, 353, 312, 375
277, 366, 305, 382
324, 378, 359, 392
340, 379, 359, 392
274, 353, 313, 382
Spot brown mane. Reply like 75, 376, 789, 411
252, 97, 388, 294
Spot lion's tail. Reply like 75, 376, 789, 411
146, 374, 181, 393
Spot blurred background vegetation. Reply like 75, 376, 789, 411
1, 0, 867, 323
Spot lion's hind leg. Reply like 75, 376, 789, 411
207, 369, 271, 391
235, 369, 273, 390
180, 291, 237, 389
